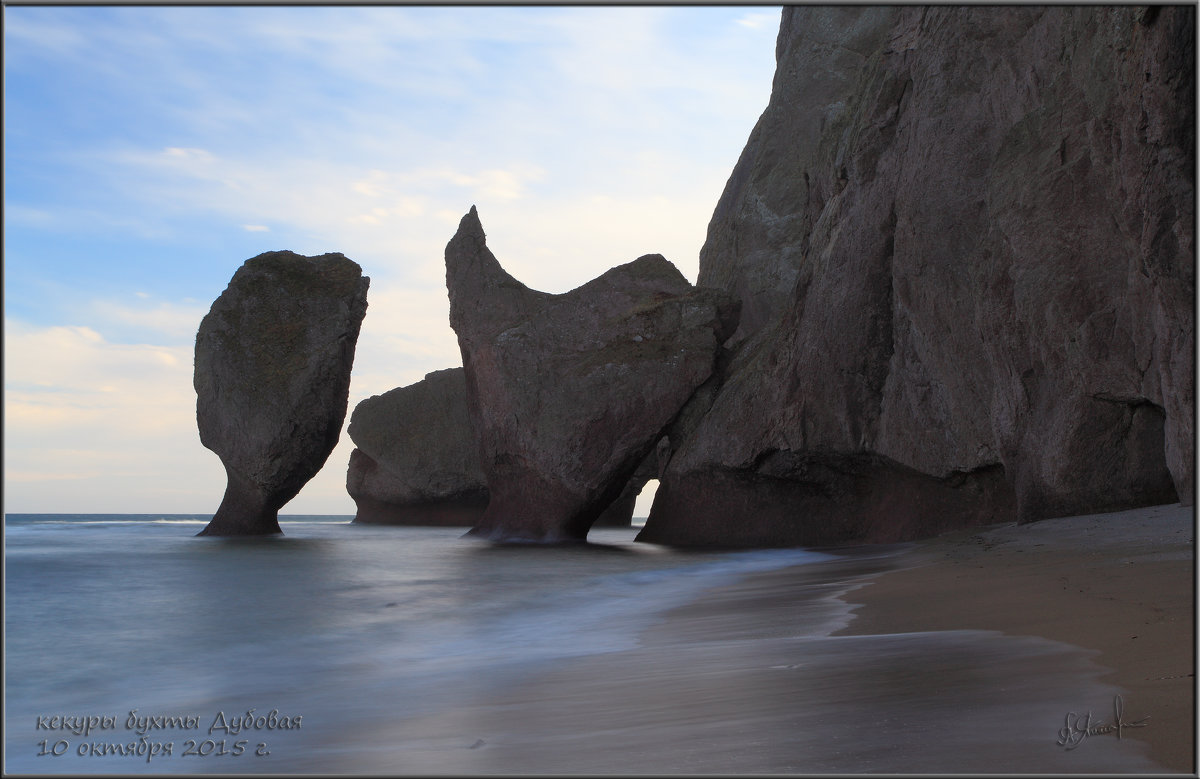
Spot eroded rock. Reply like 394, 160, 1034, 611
641, 6, 1193, 547
346, 365, 656, 528
347, 367, 488, 526
446, 207, 737, 542
195, 251, 369, 535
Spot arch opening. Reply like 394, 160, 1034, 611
631, 479, 659, 527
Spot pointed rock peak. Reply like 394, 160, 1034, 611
447, 206, 494, 272
445, 206, 529, 298
445, 206, 486, 262
445, 216, 737, 542
459, 205, 483, 237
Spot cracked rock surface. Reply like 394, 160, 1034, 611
641, 6, 1193, 547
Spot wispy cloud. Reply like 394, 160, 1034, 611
4, 5, 779, 513
737, 12, 779, 29
3, 319, 218, 510
3, 317, 360, 513
87, 297, 210, 342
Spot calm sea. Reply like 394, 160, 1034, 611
4, 514, 843, 774
4, 514, 1162, 774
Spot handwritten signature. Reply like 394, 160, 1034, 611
1057, 695, 1149, 750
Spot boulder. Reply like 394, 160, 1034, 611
347, 367, 488, 526
446, 207, 738, 542
195, 251, 369, 536
346, 365, 656, 528
640, 6, 1193, 547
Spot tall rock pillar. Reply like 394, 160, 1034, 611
195, 251, 369, 536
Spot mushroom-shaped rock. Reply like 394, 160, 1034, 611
446, 207, 738, 542
195, 251, 369, 536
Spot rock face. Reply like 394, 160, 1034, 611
195, 251, 369, 536
640, 6, 1193, 547
447, 207, 738, 542
346, 365, 652, 528
592, 452, 659, 528
347, 368, 489, 526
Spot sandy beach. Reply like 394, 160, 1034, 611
838, 502, 1195, 774
281, 503, 1193, 775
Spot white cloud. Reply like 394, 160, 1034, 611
5, 205, 55, 227
351, 169, 391, 198
3, 13, 89, 56
347, 282, 460, 398
4, 322, 190, 424
456, 182, 729, 293
473, 167, 543, 202
5, 5, 781, 513
105, 134, 733, 296
736, 12, 778, 29
2, 317, 363, 514
80, 5, 771, 273
3, 319, 215, 511
92, 152, 565, 301
163, 146, 213, 160
2, 277, 464, 515
88, 297, 209, 342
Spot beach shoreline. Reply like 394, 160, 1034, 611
297, 505, 1193, 774
5, 508, 1191, 775
836, 502, 1195, 773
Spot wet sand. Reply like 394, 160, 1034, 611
293, 504, 1192, 774
837, 502, 1195, 774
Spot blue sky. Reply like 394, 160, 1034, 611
4, 5, 780, 516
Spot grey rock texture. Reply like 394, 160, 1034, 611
447, 207, 738, 542
346, 367, 488, 526
592, 448, 663, 528
195, 251, 369, 536
346, 366, 651, 528
640, 6, 1193, 547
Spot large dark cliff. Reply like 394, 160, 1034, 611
639, 6, 1194, 547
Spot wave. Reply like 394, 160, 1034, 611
384, 545, 839, 672
5, 514, 353, 527
33, 518, 208, 525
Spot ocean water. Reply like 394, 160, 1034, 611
4, 514, 1164, 774
4, 514, 847, 775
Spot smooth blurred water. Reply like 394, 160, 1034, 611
6, 514, 1167, 775
4, 514, 838, 774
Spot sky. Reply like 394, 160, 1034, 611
4, 4, 781, 517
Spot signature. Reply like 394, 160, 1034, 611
1057, 695, 1149, 750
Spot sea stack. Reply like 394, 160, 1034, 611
639, 6, 1194, 547
446, 207, 737, 542
346, 365, 653, 528
346, 367, 489, 525
195, 250, 369, 536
